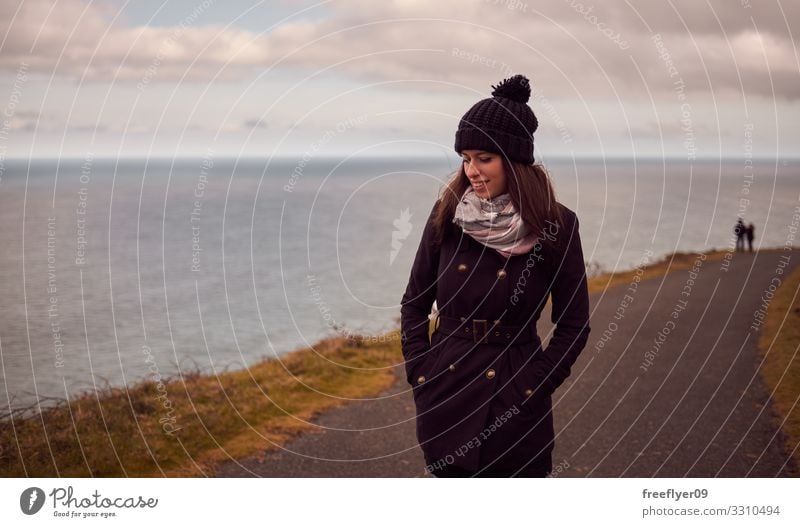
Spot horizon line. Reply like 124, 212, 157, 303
4, 155, 799, 162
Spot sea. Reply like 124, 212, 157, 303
1, 156, 798, 411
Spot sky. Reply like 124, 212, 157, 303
0, 0, 798, 160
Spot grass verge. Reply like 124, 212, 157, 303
585, 249, 735, 295
0, 333, 400, 477
757, 261, 800, 476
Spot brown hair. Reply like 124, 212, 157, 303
431, 159, 564, 249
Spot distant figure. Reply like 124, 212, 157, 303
734, 218, 746, 252
746, 223, 755, 252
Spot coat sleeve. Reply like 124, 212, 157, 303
533, 210, 591, 396
400, 201, 440, 386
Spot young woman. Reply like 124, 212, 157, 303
400, 74, 590, 477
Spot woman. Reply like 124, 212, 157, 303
400, 74, 590, 477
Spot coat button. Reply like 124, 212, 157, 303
524, 388, 533, 396
485, 369, 496, 379
417, 375, 426, 384
449, 364, 455, 371
497, 269, 507, 279
457, 263, 468, 272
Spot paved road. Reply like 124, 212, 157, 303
213, 250, 800, 477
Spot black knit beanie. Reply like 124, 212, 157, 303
454, 74, 538, 164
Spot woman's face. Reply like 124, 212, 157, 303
461, 149, 507, 199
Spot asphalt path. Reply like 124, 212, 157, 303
213, 249, 800, 477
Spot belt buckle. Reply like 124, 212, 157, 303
472, 319, 488, 343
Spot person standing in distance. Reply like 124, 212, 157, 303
734, 218, 746, 252
746, 222, 755, 252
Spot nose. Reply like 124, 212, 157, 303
464, 160, 479, 178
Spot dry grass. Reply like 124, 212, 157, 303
757, 262, 800, 476
585, 249, 735, 295
0, 333, 401, 477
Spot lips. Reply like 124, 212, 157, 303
472, 180, 488, 191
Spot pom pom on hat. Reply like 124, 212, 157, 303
454, 74, 538, 164
491, 74, 531, 104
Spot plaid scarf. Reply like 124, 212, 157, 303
452, 187, 538, 257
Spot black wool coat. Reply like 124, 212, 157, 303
400, 199, 591, 474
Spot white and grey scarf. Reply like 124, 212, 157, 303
452, 187, 538, 257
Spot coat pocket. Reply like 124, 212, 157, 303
510, 347, 548, 415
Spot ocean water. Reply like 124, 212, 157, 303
1, 156, 798, 411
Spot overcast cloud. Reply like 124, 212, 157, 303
0, 0, 797, 157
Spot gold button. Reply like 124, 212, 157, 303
524, 388, 533, 396
449, 364, 455, 371
417, 375, 426, 384
458, 263, 468, 272
497, 269, 507, 279
485, 369, 496, 379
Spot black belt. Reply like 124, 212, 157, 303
435, 314, 538, 345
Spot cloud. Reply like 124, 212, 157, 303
0, 0, 267, 83
0, 0, 797, 103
